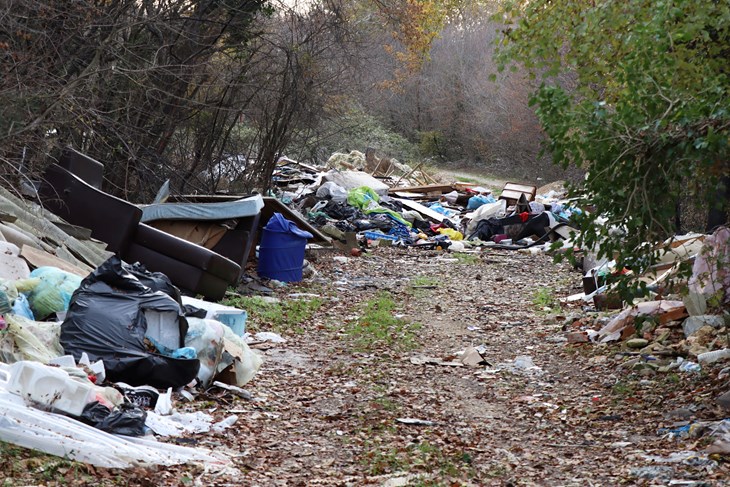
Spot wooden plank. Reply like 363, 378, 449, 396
388, 184, 454, 195
500, 189, 528, 201
0, 211, 17, 223
20, 244, 91, 277
503, 183, 536, 194
395, 198, 446, 223
0, 242, 31, 280
499, 182, 537, 203
452, 182, 477, 191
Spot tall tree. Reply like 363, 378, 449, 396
1, 0, 266, 199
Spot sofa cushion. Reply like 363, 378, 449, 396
133, 224, 240, 283
126, 243, 232, 300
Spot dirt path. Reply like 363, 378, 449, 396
3, 247, 726, 486
182, 248, 725, 486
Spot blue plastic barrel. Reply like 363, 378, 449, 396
257, 213, 313, 282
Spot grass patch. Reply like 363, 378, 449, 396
222, 295, 323, 334
345, 291, 421, 351
361, 439, 474, 479
412, 275, 438, 287
611, 380, 635, 396
532, 287, 558, 313
0, 441, 92, 485
453, 253, 480, 265
408, 275, 438, 299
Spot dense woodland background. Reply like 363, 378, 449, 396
1, 0, 727, 280
0, 0, 560, 201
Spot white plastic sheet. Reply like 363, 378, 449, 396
0, 390, 226, 468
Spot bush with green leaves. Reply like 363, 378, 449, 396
497, 0, 729, 299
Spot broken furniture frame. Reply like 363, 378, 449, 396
37, 148, 241, 300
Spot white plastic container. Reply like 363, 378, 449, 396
5, 361, 95, 416
697, 348, 730, 365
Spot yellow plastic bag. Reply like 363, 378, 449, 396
438, 228, 464, 241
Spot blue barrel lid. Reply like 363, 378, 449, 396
264, 212, 314, 239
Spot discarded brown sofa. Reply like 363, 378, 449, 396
38, 148, 241, 300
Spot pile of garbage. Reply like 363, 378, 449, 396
270, 153, 580, 253
270, 152, 730, 456
560, 227, 729, 357
0, 248, 262, 468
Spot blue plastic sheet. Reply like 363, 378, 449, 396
467, 194, 496, 210
264, 212, 314, 239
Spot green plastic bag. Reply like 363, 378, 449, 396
0, 279, 19, 315
18, 267, 83, 320
346, 186, 411, 227
347, 186, 380, 209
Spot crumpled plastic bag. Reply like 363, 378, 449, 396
11, 294, 34, 320
80, 401, 147, 436
61, 256, 199, 389
221, 325, 263, 387
184, 318, 226, 386
347, 186, 410, 227
316, 181, 348, 203
438, 228, 464, 241
0, 278, 19, 315
0, 314, 62, 364
467, 194, 496, 210
184, 317, 262, 387
16, 267, 83, 320
688, 226, 730, 307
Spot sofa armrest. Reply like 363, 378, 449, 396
57, 147, 104, 189
132, 224, 241, 283
38, 164, 141, 254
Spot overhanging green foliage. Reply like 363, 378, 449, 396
497, 0, 729, 298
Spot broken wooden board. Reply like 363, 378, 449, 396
498, 182, 537, 204
0, 187, 110, 267
388, 184, 454, 195
394, 198, 446, 223
20, 244, 91, 277
452, 182, 478, 191
392, 191, 428, 199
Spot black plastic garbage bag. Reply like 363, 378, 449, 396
61, 256, 200, 388
80, 401, 147, 436
125, 261, 182, 304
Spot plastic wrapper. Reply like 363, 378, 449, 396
80, 401, 147, 436
0, 391, 224, 468
0, 314, 62, 364
316, 181, 348, 203
347, 187, 411, 227
467, 194, 496, 210
11, 294, 34, 320
61, 256, 199, 389
184, 317, 262, 387
220, 324, 263, 387
17, 267, 83, 320
0, 278, 19, 315
184, 318, 226, 386
438, 228, 464, 241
